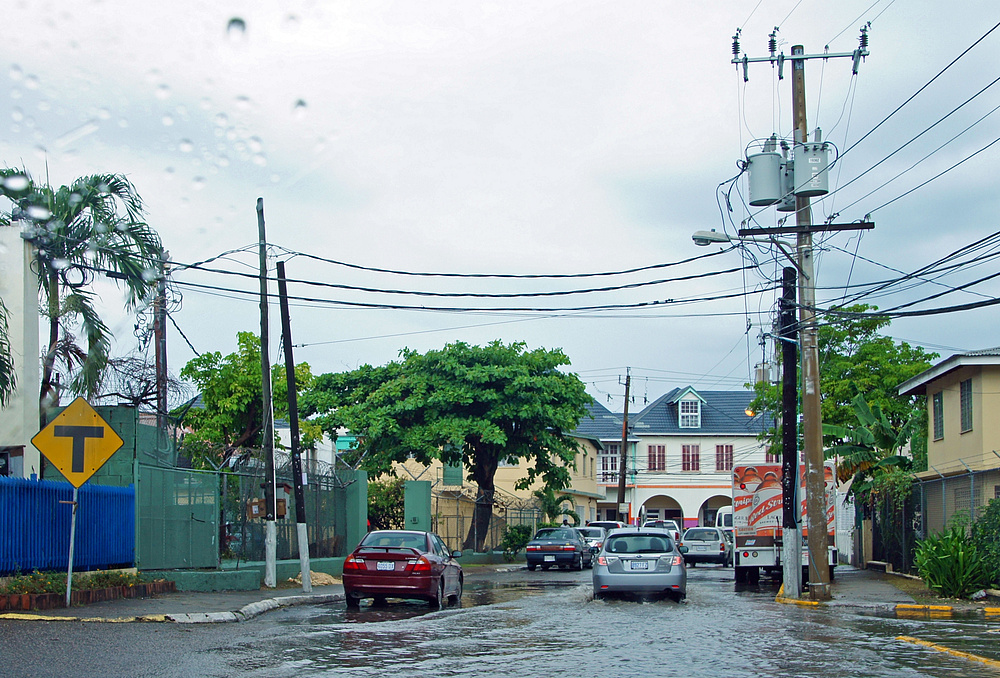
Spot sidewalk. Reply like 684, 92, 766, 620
0, 564, 920, 623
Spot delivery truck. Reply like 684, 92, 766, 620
731, 463, 837, 584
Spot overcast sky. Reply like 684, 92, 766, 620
4, 0, 999, 409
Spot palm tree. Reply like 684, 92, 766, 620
0, 168, 165, 424
0, 299, 15, 407
533, 486, 581, 526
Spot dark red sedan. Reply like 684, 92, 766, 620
342, 530, 463, 610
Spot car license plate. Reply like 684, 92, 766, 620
376, 561, 395, 571
630, 560, 649, 570
697, 545, 708, 551
544, 555, 556, 562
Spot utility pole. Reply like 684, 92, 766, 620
276, 260, 312, 593
616, 368, 631, 523
257, 198, 277, 588
154, 254, 168, 449
779, 266, 801, 597
790, 44, 830, 600
733, 28, 872, 600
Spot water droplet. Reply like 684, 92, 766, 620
293, 99, 307, 120
9, 65, 23, 81
24, 75, 39, 90
216, 155, 230, 168
214, 113, 229, 128
235, 96, 251, 110
248, 136, 263, 153
37, 101, 51, 112
252, 154, 267, 167
3, 174, 29, 192
52, 258, 70, 270
26, 205, 52, 221
141, 268, 159, 282
179, 139, 194, 153
227, 17, 247, 37
155, 84, 171, 101
162, 115, 174, 127
192, 177, 207, 191
11, 107, 24, 122
119, 118, 129, 128
97, 108, 111, 120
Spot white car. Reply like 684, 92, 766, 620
642, 519, 682, 542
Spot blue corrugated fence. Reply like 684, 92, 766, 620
0, 476, 135, 575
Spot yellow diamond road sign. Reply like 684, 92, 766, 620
32, 397, 124, 488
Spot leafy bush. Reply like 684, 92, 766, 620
1, 570, 145, 595
499, 524, 534, 561
914, 525, 992, 599
970, 499, 1000, 587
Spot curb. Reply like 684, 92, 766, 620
896, 635, 1000, 669
0, 593, 344, 624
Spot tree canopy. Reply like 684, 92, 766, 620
0, 168, 165, 421
178, 331, 318, 469
303, 340, 591, 550
748, 304, 937, 460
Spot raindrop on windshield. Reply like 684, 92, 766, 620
227, 18, 247, 40
2, 174, 29, 192
51, 258, 70, 270
179, 139, 194, 153
26, 205, 52, 221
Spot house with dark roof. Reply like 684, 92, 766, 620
575, 386, 770, 529
898, 347, 1000, 533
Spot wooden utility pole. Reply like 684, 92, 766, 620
276, 260, 312, 593
791, 45, 831, 600
616, 368, 631, 523
257, 198, 277, 588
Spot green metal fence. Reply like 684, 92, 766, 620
137, 464, 219, 570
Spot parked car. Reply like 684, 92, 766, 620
592, 527, 689, 601
642, 519, 682, 542
525, 527, 593, 571
715, 506, 734, 541
342, 530, 463, 610
587, 520, 626, 532
681, 526, 731, 567
576, 526, 608, 554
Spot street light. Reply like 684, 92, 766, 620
691, 229, 805, 279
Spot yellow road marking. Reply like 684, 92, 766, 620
896, 635, 1000, 669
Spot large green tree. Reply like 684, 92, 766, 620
748, 304, 937, 461
303, 340, 592, 551
0, 168, 165, 423
178, 331, 318, 469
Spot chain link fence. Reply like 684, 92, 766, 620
431, 488, 541, 553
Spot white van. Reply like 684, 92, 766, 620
715, 506, 733, 536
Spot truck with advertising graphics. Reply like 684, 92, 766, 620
731, 464, 837, 584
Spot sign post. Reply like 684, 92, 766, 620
31, 397, 124, 606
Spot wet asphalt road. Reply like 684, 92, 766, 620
2, 565, 998, 678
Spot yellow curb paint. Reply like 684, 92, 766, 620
896, 636, 1000, 669
985, 608, 1000, 616
0, 612, 163, 623
775, 595, 821, 607
896, 604, 953, 612
0, 613, 80, 621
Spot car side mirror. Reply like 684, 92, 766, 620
451, 550, 463, 558
679, 546, 689, 554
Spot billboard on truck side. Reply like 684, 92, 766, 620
732, 464, 835, 537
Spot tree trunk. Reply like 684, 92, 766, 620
463, 447, 499, 552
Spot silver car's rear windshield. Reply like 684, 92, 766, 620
605, 535, 672, 554
577, 528, 603, 538
685, 529, 720, 541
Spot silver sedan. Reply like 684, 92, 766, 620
592, 527, 689, 602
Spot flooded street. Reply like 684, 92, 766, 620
3, 566, 998, 678
211, 567, 999, 678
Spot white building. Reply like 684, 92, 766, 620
575, 387, 771, 530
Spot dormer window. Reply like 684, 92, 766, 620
679, 399, 701, 428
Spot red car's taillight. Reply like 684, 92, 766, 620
411, 555, 433, 573
560, 544, 576, 551
343, 555, 364, 572
525, 545, 540, 551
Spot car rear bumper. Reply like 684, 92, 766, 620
343, 573, 437, 600
592, 569, 686, 593
526, 552, 578, 566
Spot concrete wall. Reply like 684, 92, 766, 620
0, 225, 40, 477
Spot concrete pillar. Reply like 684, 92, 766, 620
0, 223, 39, 477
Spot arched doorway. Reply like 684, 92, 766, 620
699, 494, 731, 528
639, 495, 683, 526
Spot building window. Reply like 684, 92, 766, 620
716, 445, 733, 472
932, 391, 944, 440
648, 445, 666, 472
600, 446, 619, 484
679, 400, 701, 428
682, 444, 700, 472
765, 447, 779, 464
960, 379, 973, 433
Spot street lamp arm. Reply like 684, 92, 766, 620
691, 230, 808, 280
